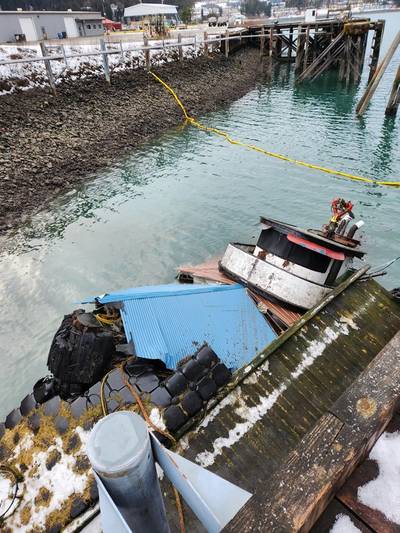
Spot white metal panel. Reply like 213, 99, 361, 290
64, 17, 79, 38
19, 17, 38, 41
253, 245, 331, 284
151, 433, 252, 533
124, 3, 177, 17
221, 244, 331, 309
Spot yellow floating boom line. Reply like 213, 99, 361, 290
149, 71, 400, 188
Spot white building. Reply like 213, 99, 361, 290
0, 10, 104, 43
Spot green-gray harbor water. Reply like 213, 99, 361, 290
0, 12, 399, 419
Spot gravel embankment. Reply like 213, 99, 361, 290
0, 48, 262, 233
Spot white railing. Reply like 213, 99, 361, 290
0, 32, 253, 94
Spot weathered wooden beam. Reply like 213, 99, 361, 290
303, 25, 310, 72
288, 26, 294, 61
260, 28, 265, 58
385, 64, 400, 117
296, 30, 345, 83
368, 21, 385, 82
295, 26, 305, 73
356, 30, 400, 116
224, 331, 400, 532
39, 41, 56, 95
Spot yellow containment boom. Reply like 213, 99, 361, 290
149, 71, 400, 189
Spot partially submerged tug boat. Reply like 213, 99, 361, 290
220, 199, 365, 310
1, 199, 399, 532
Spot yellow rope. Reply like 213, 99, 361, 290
149, 71, 400, 189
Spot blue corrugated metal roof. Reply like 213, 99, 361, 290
84, 284, 276, 370
82, 283, 240, 305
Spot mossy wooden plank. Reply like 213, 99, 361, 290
170, 276, 400, 532
224, 332, 400, 533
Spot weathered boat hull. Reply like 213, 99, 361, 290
220, 243, 331, 309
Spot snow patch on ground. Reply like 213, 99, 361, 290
330, 514, 362, 532
149, 407, 166, 432
0, 473, 15, 517
0, 38, 203, 96
358, 430, 400, 524
6, 426, 91, 532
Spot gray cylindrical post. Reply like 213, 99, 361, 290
87, 411, 170, 533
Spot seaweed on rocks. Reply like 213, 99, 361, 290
0, 48, 263, 234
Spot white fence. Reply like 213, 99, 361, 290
0, 32, 253, 94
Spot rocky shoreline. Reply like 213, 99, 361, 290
0, 48, 263, 234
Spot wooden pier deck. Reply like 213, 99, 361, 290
241, 17, 386, 85
162, 270, 400, 531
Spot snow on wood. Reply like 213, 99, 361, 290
358, 430, 400, 525
0, 38, 203, 96
194, 320, 356, 468
330, 514, 362, 533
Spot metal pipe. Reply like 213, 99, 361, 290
87, 411, 170, 533
347, 220, 364, 239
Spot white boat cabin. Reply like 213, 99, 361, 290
220, 216, 365, 310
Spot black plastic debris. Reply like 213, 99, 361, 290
197, 376, 218, 401
195, 345, 219, 368
164, 405, 188, 432
150, 386, 172, 407
212, 363, 232, 387
47, 309, 115, 400
181, 391, 203, 416
164, 372, 187, 397
33, 376, 57, 404
5, 408, 22, 429
20, 393, 38, 417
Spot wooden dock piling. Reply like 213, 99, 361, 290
246, 18, 381, 86
143, 35, 151, 70
385, 64, 400, 117
368, 20, 385, 82
356, 30, 400, 116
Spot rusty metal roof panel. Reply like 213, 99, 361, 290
93, 284, 277, 370
177, 259, 302, 329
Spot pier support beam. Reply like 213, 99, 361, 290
356, 30, 400, 116
368, 21, 385, 82
385, 65, 400, 117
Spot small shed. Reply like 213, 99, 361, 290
124, 3, 179, 35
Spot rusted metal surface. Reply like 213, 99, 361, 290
247, 290, 301, 329
177, 259, 301, 329
177, 259, 235, 285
